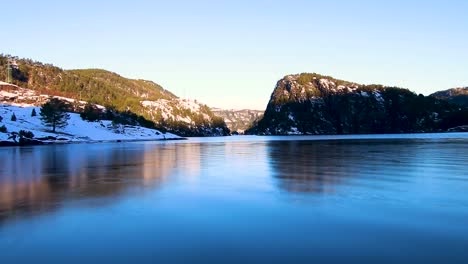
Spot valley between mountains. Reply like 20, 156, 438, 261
0, 54, 467, 145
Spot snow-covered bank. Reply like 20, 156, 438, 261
0, 104, 182, 145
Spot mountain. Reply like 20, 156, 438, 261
430, 87, 468, 107
211, 108, 263, 134
0, 55, 229, 137
246, 73, 468, 135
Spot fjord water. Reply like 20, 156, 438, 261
1, 135, 468, 263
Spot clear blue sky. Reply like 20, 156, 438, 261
4, 0, 468, 109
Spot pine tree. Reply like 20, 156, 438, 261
80, 102, 101, 121
11, 113, 17, 121
31, 108, 37, 117
40, 98, 70, 132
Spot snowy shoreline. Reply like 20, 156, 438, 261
0, 104, 183, 146
0, 137, 187, 147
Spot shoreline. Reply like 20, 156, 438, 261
0, 136, 187, 147
2, 131, 468, 147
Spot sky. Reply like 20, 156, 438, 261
3, 0, 468, 110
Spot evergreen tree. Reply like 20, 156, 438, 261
40, 98, 70, 132
19, 130, 34, 139
31, 108, 37, 117
11, 113, 17, 121
80, 102, 101, 121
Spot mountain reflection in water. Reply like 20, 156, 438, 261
0, 143, 201, 223
0, 136, 468, 263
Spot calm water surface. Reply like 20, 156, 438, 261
1, 134, 468, 263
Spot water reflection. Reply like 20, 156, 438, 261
1, 137, 468, 263
267, 139, 468, 194
0, 143, 202, 223
268, 140, 350, 193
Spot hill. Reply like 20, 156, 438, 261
0, 55, 229, 137
431, 87, 468, 107
246, 73, 468, 135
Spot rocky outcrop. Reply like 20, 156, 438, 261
246, 73, 468, 135
211, 108, 263, 134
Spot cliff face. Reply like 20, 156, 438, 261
246, 73, 468, 135
211, 108, 263, 134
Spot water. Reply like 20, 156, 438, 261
1, 134, 468, 263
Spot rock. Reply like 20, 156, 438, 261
37, 136, 57, 140
19, 137, 44, 146
0, 138, 45, 147
0, 141, 17, 146
247, 73, 468, 135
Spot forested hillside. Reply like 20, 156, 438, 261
431, 87, 468, 107
0, 55, 229, 136
247, 73, 468, 135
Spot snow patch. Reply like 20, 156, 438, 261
287, 127, 302, 135
373, 91, 385, 103
0, 104, 180, 144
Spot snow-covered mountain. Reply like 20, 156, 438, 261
211, 108, 263, 134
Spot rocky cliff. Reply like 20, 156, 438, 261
211, 108, 263, 134
246, 73, 468, 135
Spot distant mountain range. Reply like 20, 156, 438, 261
211, 108, 263, 134
0, 55, 229, 137
246, 73, 468, 135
